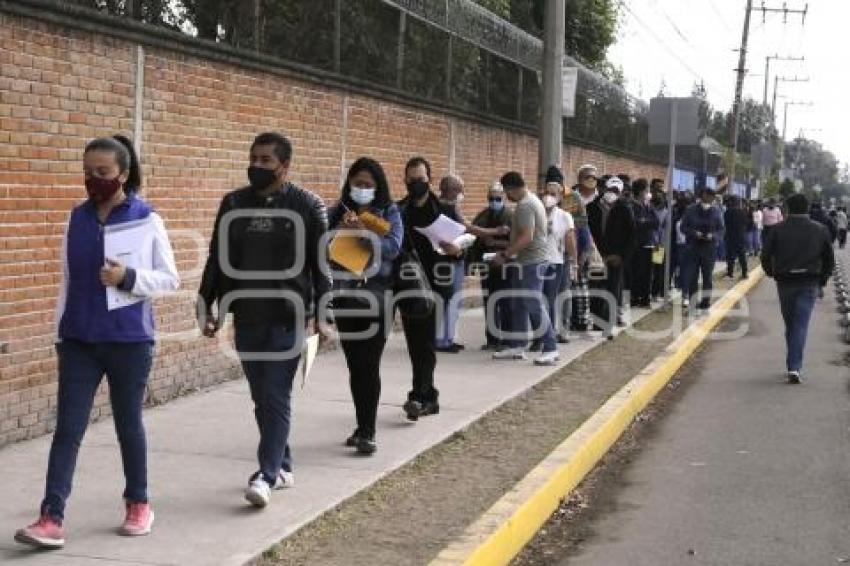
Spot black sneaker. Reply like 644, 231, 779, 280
557, 335, 570, 344
435, 345, 459, 353
419, 400, 440, 418
403, 399, 422, 421
356, 436, 377, 455
697, 299, 711, 310
787, 370, 801, 384
528, 340, 543, 352
450, 342, 465, 351
345, 429, 361, 447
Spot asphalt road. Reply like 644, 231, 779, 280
563, 267, 850, 566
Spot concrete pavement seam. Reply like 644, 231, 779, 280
429, 267, 765, 566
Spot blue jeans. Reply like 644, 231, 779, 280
542, 263, 567, 337
777, 283, 818, 372
42, 340, 153, 522
435, 260, 465, 348
507, 262, 557, 353
234, 325, 301, 485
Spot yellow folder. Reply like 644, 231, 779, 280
329, 232, 372, 276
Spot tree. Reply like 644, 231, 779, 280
482, 0, 620, 73
785, 137, 839, 190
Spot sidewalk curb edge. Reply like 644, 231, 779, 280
430, 267, 765, 566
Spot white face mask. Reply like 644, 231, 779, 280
643, 193, 652, 204
441, 193, 464, 206
350, 186, 375, 206
542, 195, 559, 209
701, 202, 712, 210
603, 192, 618, 204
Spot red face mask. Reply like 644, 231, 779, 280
85, 176, 122, 204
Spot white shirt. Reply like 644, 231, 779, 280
545, 207, 574, 264
752, 209, 763, 230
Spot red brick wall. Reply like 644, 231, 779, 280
0, 12, 665, 446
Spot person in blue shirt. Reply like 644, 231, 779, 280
15, 136, 180, 549
327, 157, 403, 455
680, 187, 724, 310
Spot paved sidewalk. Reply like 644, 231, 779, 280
0, 299, 660, 566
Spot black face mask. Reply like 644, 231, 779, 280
247, 166, 278, 192
406, 180, 430, 200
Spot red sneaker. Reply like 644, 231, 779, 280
14, 514, 65, 549
120, 501, 154, 536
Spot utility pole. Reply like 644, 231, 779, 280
780, 100, 813, 170
772, 76, 809, 127
729, 0, 753, 186
730, 1, 807, 184
763, 55, 804, 106
538, 0, 565, 188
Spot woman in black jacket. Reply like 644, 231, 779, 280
328, 158, 403, 455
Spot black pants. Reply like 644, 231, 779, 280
482, 268, 511, 346
401, 311, 438, 403
651, 257, 665, 298
684, 243, 715, 302
630, 247, 653, 304
337, 315, 388, 438
839, 229, 847, 249
590, 261, 623, 327
726, 240, 748, 278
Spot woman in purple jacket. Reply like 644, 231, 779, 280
15, 137, 180, 549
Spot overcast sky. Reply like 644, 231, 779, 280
607, 0, 847, 168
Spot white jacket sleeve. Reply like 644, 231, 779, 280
128, 213, 180, 297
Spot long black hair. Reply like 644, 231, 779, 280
83, 135, 141, 194
340, 157, 392, 209
112, 134, 141, 192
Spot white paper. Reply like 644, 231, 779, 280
436, 233, 477, 255
300, 334, 320, 389
413, 214, 467, 252
103, 217, 155, 311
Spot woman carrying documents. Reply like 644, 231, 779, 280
15, 137, 179, 550
328, 158, 403, 455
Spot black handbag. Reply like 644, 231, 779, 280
392, 230, 436, 320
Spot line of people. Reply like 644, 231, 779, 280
19, 129, 844, 550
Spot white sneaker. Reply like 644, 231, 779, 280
682, 298, 690, 309
274, 470, 295, 490
534, 351, 560, 366
245, 476, 271, 508
492, 348, 527, 361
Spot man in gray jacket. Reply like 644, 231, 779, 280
760, 194, 834, 383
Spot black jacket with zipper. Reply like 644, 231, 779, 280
760, 214, 834, 287
198, 183, 331, 327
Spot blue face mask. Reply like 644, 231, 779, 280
489, 198, 505, 211
350, 186, 375, 206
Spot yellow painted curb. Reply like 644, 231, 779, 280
431, 267, 765, 566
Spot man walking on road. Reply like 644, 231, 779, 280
760, 193, 835, 384
836, 206, 848, 249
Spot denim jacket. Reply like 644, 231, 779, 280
328, 201, 403, 280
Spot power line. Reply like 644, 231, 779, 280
617, 1, 726, 98
707, 0, 734, 31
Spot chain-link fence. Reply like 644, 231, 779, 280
60, 0, 653, 159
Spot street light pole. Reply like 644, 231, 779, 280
538, 0, 566, 188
